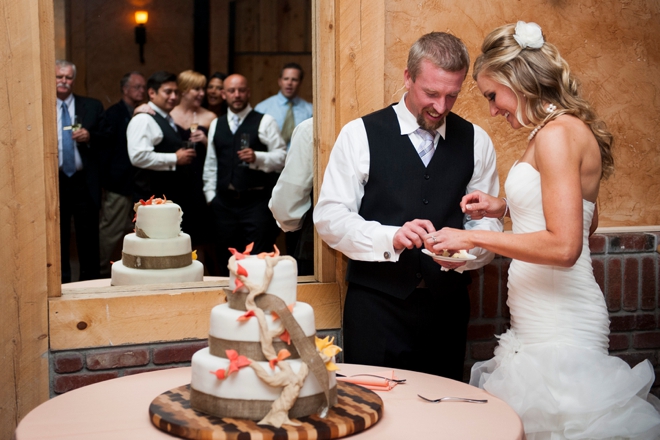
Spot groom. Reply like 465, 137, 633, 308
314, 32, 502, 380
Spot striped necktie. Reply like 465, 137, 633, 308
416, 128, 436, 167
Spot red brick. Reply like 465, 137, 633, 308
482, 264, 499, 318
636, 314, 657, 330
589, 234, 606, 254
86, 348, 149, 370
608, 334, 629, 351
606, 258, 622, 311
53, 371, 118, 394
592, 257, 605, 293
124, 366, 177, 376
468, 271, 480, 319
633, 332, 660, 349
467, 323, 497, 341
53, 352, 84, 373
641, 257, 656, 310
153, 341, 208, 365
610, 315, 635, 332
470, 340, 498, 361
622, 258, 638, 311
609, 233, 655, 253
615, 352, 657, 368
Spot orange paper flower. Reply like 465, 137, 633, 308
192, 250, 198, 260
236, 263, 248, 277
237, 310, 256, 322
257, 244, 281, 259
269, 349, 291, 370
279, 329, 292, 345
226, 349, 251, 375
210, 368, 227, 379
315, 336, 342, 371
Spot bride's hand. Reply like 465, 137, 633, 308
133, 103, 155, 116
461, 191, 506, 220
425, 227, 474, 255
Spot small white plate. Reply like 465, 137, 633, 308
422, 248, 476, 262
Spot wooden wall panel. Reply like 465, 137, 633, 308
1, 1, 54, 436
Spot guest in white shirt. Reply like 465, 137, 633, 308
203, 74, 286, 275
268, 118, 314, 275
314, 32, 502, 380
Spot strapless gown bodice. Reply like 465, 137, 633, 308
470, 161, 660, 440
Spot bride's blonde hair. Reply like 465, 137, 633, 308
473, 23, 614, 179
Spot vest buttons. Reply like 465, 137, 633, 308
424, 174, 430, 180
416, 272, 422, 279
422, 199, 429, 205
383, 251, 391, 260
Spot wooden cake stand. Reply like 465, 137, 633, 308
149, 382, 383, 440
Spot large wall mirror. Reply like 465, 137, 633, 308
53, 0, 319, 282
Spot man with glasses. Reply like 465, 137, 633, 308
98, 72, 146, 277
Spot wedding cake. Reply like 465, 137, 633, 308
190, 246, 339, 427
110, 197, 204, 286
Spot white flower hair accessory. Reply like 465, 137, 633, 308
513, 21, 544, 49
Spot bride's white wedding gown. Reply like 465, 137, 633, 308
470, 162, 660, 439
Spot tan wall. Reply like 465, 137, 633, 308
379, 0, 660, 227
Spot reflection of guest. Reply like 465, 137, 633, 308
314, 33, 501, 380
203, 74, 286, 275
426, 22, 660, 438
269, 118, 314, 275
255, 63, 312, 147
56, 60, 105, 283
127, 71, 195, 205
98, 71, 146, 277
204, 72, 227, 116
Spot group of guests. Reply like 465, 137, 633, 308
56, 19, 660, 438
56, 61, 313, 281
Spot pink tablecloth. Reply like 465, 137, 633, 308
16, 364, 524, 440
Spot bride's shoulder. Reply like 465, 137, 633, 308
535, 115, 593, 153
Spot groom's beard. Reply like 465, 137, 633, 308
417, 111, 445, 132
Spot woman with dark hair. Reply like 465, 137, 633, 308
204, 71, 227, 116
425, 22, 660, 439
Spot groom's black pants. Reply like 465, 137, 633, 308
342, 282, 470, 381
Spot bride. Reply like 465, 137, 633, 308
425, 22, 660, 439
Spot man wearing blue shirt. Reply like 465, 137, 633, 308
255, 63, 312, 148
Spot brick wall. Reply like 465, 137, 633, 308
465, 232, 660, 396
50, 232, 659, 397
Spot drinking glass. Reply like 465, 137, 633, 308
239, 133, 250, 167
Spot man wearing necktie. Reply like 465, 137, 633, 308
127, 71, 196, 206
203, 74, 286, 275
254, 63, 313, 148
314, 33, 502, 380
56, 60, 105, 283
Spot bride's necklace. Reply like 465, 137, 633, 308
528, 103, 558, 141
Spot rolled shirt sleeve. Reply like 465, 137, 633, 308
203, 118, 219, 203
126, 113, 178, 171
252, 113, 286, 173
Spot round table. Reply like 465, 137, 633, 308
16, 364, 524, 439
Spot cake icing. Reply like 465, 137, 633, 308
190, 247, 340, 427
111, 198, 203, 286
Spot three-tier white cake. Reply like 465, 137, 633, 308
111, 201, 204, 286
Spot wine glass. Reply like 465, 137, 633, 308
189, 112, 198, 149
70, 115, 82, 131
239, 133, 250, 167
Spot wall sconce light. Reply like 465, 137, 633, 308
134, 11, 148, 64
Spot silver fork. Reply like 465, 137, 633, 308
336, 373, 407, 383
418, 394, 487, 404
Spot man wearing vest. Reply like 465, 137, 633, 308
314, 32, 502, 381
127, 71, 196, 205
203, 74, 286, 275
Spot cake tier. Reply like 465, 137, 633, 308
135, 203, 182, 239
190, 347, 337, 419
229, 255, 297, 307
111, 260, 203, 286
208, 302, 315, 360
122, 232, 192, 257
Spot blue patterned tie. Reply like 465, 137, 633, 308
417, 128, 436, 167
61, 102, 76, 177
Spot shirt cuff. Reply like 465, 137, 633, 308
373, 225, 400, 262
204, 191, 216, 204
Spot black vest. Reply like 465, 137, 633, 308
133, 112, 184, 201
213, 111, 277, 192
346, 106, 474, 299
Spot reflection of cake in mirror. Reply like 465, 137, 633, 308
190, 245, 340, 427
110, 196, 204, 286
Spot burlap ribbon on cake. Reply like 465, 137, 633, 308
225, 287, 332, 417
122, 252, 192, 269
135, 227, 149, 238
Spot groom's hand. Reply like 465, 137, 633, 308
393, 219, 436, 251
